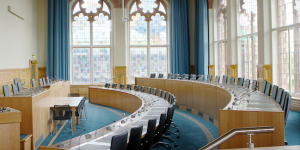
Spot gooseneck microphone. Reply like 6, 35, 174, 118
0, 103, 6, 111
57, 129, 87, 148
95, 120, 115, 138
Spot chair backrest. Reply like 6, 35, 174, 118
270, 85, 279, 99
162, 91, 167, 99
170, 94, 175, 104
110, 131, 128, 150
158, 73, 164, 78
39, 78, 44, 86
17, 82, 23, 92
46, 77, 50, 85
283, 95, 291, 124
119, 84, 125, 89
53, 105, 71, 120
280, 92, 288, 109
157, 89, 162, 97
3, 85, 10, 97
190, 74, 196, 81
155, 113, 167, 141
143, 118, 157, 149
244, 79, 251, 88
150, 73, 156, 78
13, 78, 19, 84
222, 75, 228, 83
182, 74, 189, 80
170, 105, 175, 121
237, 78, 244, 86
152, 88, 157, 95
275, 88, 284, 103
11, 84, 18, 95
207, 75, 212, 82
264, 83, 272, 96
164, 107, 173, 132
127, 84, 132, 90
140, 86, 145, 92
134, 85, 139, 91
230, 77, 235, 85
198, 75, 204, 82
261, 80, 268, 93
166, 92, 171, 101
146, 87, 151, 94
251, 80, 258, 91
105, 83, 110, 88
31, 79, 36, 88
174, 74, 180, 79
167, 73, 172, 79
112, 83, 117, 89
42, 77, 46, 85
127, 125, 143, 150
215, 76, 220, 83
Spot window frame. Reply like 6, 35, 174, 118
127, 0, 169, 84
70, 0, 114, 85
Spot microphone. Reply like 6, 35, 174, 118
95, 121, 115, 138
0, 103, 6, 111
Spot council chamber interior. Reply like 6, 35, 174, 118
0, 0, 299, 150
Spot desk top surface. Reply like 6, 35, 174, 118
51, 97, 82, 108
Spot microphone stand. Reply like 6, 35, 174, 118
95, 121, 115, 138
57, 129, 87, 148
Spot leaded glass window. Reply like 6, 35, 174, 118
129, 0, 168, 82
71, 0, 112, 84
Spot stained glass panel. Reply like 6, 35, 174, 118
239, 0, 257, 35
130, 48, 148, 82
93, 48, 111, 83
150, 47, 167, 78
279, 30, 290, 90
278, 0, 300, 27
130, 13, 147, 45
217, 0, 227, 40
82, 0, 101, 13
73, 48, 90, 83
139, 0, 158, 13
73, 13, 90, 45
150, 13, 166, 45
93, 13, 111, 45
217, 42, 227, 77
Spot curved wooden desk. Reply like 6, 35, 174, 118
135, 77, 284, 149
40, 87, 170, 150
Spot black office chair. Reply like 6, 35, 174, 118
65, 101, 85, 129
13, 78, 19, 84
42, 77, 47, 85
53, 105, 72, 131
275, 88, 284, 104
230, 77, 235, 85
112, 83, 117, 89
167, 105, 179, 137
158, 73, 164, 78
244, 79, 251, 88
251, 80, 258, 91
158, 89, 162, 97
140, 118, 157, 150
140, 86, 145, 92
3, 85, 10, 97
237, 78, 244, 86
120, 84, 125, 90
270, 85, 279, 99
152, 88, 157, 96
39, 78, 44, 86
166, 92, 171, 102
46, 77, 50, 85
283, 94, 292, 145
146, 87, 152, 94
31, 79, 37, 88
222, 75, 228, 83
150, 73, 156, 78
280, 92, 288, 109
81, 95, 88, 120
153, 113, 171, 150
11, 84, 18, 95
163, 106, 178, 147
105, 83, 110, 88
127, 84, 132, 90
17, 82, 24, 92
167, 73, 172, 79
134, 85, 139, 91
261, 80, 268, 93
162, 91, 167, 99
264, 83, 272, 96
111, 131, 128, 150
127, 125, 143, 150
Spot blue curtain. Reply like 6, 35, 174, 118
170, 0, 190, 75
47, 0, 69, 80
194, 0, 209, 76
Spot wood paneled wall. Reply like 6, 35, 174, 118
38, 67, 46, 79
0, 68, 31, 95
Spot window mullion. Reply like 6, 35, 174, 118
288, 28, 292, 93
147, 21, 150, 77
90, 21, 94, 84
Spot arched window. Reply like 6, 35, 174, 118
216, 0, 227, 77
238, 0, 258, 81
129, 0, 168, 83
71, 0, 112, 84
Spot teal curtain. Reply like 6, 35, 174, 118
170, 0, 190, 75
47, 0, 69, 80
195, 0, 209, 75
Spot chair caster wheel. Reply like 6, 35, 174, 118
285, 141, 288, 145
175, 144, 178, 147
177, 130, 179, 132
177, 135, 180, 138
